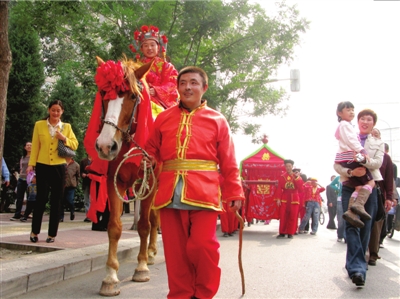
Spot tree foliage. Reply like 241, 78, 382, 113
48, 68, 85, 159
4, 5, 45, 167
4, 0, 309, 165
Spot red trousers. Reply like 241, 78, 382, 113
279, 202, 299, 235
220, 202, 238, 234
160, 208, 221, 299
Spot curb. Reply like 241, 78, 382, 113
0, 236, 163, 298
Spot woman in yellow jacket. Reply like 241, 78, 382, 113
26, 100, 78, 243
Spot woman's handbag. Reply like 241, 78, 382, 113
58, 140, 76, 157
375, 185, 386, 222
57, 125, 76, 158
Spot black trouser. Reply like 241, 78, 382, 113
31, 163, 66, 237
91, 181, 109, 231
14, 179, 28, 217
92, 203, 110, 231
124, 202, 130, 213
60, 187, 76, 220
379, 216, 387, 243
327, 205, 337, 229
23, 201, 35, 219
1, 182, 17, 213
387, 214, 395, 233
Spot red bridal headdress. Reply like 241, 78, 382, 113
129, 25, 168, 62
94, 60, 129, 100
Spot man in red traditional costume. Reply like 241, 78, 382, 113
275, 159, 303, 239
142, 66, 245, 299
298, 178, 325, 235
129, 25, 178, 118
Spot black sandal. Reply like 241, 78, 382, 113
46, 237, 55, 243
30, 233, 38, 243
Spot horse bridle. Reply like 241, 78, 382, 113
101, 80, 143, 141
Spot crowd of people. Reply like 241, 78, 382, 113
221, 104, 398, 291
0, 100, 96, 244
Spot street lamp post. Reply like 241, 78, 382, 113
290, 69, 300, 92
241, 69, 300, 92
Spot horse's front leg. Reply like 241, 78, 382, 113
100, 186, 123, 296
131, 197, 152, 282
147, 208, 159, 265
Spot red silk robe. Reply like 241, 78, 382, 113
139, 56, 178, 110
275, 172, 303, 235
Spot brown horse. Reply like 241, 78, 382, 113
87, 56, 159, 296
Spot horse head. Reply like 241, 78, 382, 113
94, 56, 152, 161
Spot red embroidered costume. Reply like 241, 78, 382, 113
275, 172, 303, 236
130, 25, 178, 117
145, 101, 245, 299
139, 56, 178, 111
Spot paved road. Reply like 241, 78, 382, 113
15, 220, 400, 299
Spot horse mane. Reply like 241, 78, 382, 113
120, 54, 146, 98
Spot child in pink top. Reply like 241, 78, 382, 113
335, 101, 375, 228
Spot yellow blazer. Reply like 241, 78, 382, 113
29, 120, 79, 166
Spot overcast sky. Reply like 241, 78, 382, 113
233, 0, 400, 188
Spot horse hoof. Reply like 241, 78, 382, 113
99, 281, 121, 296
147, 255, 155, 265
132, 270, 150, 282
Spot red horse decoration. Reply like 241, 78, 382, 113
84, 56, 159, 296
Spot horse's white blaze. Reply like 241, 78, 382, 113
96, 96, 123, 154
103, 265, 119, 283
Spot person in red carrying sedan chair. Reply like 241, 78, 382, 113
275, 159, 304, 239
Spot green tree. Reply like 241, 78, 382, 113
6, 0, 309, 148
168, 1, 307, 141
4, 7, 45, 167
49, 67, 85, 160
